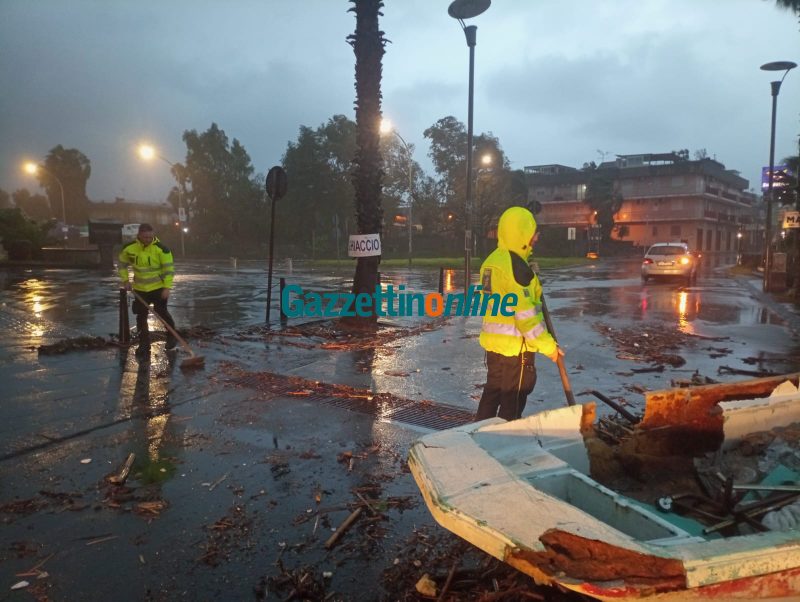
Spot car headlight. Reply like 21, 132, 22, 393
680, 256, 690, 265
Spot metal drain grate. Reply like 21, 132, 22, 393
231, 373, 474, 431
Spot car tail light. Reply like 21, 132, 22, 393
643, 258, 653, 265
680, 256, 690, 265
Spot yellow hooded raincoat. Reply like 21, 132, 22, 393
478, 207, 556, 358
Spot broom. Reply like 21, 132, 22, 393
130, 289, 205, 370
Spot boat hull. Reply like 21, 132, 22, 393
409, 374, 800, 601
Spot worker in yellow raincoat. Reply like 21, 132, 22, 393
475, 206, 563, 421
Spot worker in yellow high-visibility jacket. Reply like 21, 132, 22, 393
475, 206, 563, 421
118, 223, 177, 357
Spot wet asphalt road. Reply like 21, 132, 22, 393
1, 257, 799, 601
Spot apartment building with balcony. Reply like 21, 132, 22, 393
525, 153, 761, 260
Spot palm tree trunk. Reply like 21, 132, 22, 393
348, 0, 386, 321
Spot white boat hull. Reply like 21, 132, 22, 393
409, 374, 800, 601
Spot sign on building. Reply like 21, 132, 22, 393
783, 211, 800, 229
348, 234, 381, 257
761, 164, 794, 190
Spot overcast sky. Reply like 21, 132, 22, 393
1, 0, 798, 204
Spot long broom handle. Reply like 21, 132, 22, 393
530, 262, 575, 407
130, 289, 194, 357
539, 294, 576, 406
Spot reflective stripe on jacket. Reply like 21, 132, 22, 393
118, 237, 175, 292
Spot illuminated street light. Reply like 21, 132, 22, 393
760, 60, 796, 292
448, 0, 490, 294
380, 119, 415, 266
23, 161, 67, 243
137, 143, 186, 257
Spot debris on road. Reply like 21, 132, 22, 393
106, 453, 136, 485
324, 506, 363, 549
37, 336, 114, 355
233, 317, 448, 353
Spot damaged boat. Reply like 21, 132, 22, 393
409, 373, 800, 600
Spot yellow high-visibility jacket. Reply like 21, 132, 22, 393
118, 237, 175, 292
478, 206, 556, 358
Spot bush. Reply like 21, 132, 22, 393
6, 239, 33, 260
0, 208, 53, 260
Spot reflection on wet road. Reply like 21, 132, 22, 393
1, 258, 798, 442
1, 258, 797, 601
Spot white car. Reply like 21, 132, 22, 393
641, 242, 698, 284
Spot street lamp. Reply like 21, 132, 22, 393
23, 161, 67, 243
448, 0, 491, 294
760, 60, 796, 292
138, 143, 186, 257
380, 119, 414, 266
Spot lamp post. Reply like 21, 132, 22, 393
23, 161, 67, 243
380, 119, 414, 266
138, 144, 186, 257
474, 153, 492, 256
448, 0, 490, 295
736, 231, 743, 265
760, 61, 796, 292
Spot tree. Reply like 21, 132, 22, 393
38, 145, 91, 225
769, 0, 800, 15
380, 132, 424, 253
281, 115, 358, 256
347, 0, 387, 318
12, 188, 53, 222
584, 164, 623, 243
0, 208, 53, 259
180, 123, 264, 254
0, 188, 10, 209
424, 116, 519, 255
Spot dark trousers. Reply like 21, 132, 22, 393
132, 288, 176, 346
476, 351, 537, 421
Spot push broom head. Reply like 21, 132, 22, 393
180, 354, 205, 370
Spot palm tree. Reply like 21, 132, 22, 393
772, 0, 800, 14
43, 145, 92, 225
347, 0, 386, 321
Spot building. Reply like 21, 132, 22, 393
89, 197, 177, 228
526, 153, 761, 261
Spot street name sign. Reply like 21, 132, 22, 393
348, 234, 381, 257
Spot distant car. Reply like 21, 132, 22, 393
641, 242, 698, 284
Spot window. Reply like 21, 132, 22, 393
671, 176, 685, 187
670, 225, 681, 237
697, 229, 703, 250
715, 230, 721, 251
652, 226, 659, 236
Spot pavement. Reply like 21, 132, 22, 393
0, 261, 515, 602
1, 258, 799, 601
